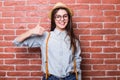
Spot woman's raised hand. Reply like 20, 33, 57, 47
30, 23, 45, 35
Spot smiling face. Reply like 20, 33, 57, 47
54, 9, 69, 31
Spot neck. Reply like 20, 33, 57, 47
56, 27, 65, 31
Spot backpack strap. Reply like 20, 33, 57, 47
45, 32, 50, 79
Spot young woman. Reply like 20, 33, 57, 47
13, 2, 82, 80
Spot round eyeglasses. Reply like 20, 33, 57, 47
55, 14, 68, 21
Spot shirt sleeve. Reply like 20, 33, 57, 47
13, 32, 48, 48
75, 40, 82, 80
78, 72, 82, 80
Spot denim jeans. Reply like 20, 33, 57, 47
42, 73, 76, 80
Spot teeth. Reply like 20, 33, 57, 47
60, 22, 65, 25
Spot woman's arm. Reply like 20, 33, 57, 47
75, 40, 82, 80
15, 24, 45, 42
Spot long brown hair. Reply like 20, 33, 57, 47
50, 7, 78, 55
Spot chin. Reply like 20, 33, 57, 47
59, 24, 67, 28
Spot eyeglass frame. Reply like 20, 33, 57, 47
54, 14, 69, 21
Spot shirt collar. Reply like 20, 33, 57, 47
54, 28, 67, 39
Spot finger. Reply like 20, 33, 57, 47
39, 26, 44, 30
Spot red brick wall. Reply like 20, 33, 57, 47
0, 0, 120, 80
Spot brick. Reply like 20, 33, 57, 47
118, 77, 120, 80
28, 48, 41, 53
116, 5, 120, 10
78, 23, 102, 28
91, 29, 116, 35
92, 54, 116, 58
26, 11, 47, 17
16, 54, 40, 58
4, 1, 25, 6
73, 11, 78, 17
0, 30, 2, 35
81, 53, 90, 58
0, 72, 6, 76
93, 78, 116, 80
82, 59, 103, 64
77, 10, 103, 16
104, 23, 120, 28
39, 17, 50, 23
0, 41, 13, 46
2, 11, 25, 17
0, 7, 14, 11
0, 35, 3, 40
77, 0, 101, 3
14, 18, 39, 23
117, 54, 120, 58
0, 12, 1, 17
4, 36, 16, 41
0, 54, 14, 58
90, 5, 114, 10
118, 17, 120, 22
82, 71, 105, 76
0, 60, 3, 64
16, 65, 41, 71
73, 17, 90, 22
15, 6, 38, 11
0, 24, 3, 29
0, 18, 13, 23
104, 48, 120, 52
105, 59, 120, 64
93, 65, 117, 70
7, 72, 29, 76
82, 47, 102, 52
16, 30, 27, 35
80, 41, 90, 46
107, 71, 120, 76
102, 0, 120, 4
0, 48, 3, 52
5, 23, 26, 29
0, 65, 14, 70
5, 48, 27, 52
69, 4, 89, 10
104, 11, 120, 16
5, 60, 29, 64
0, 2, 2, 7
118, 29, 120, 34
0, 30, 15, 35
80, 36, 103, 40
105, 36, 120, 40
38, 5, 51, 11
117, 42, 120, 46
0, 78, 16, 80
92, 17, 116, 22
31, 72, 43, 76
50, 0, 75, 4
27, 0, 49, 5
81, 64, 91, 70
74, 29, 90, 34
91, 41, 115, 46
30, 59, 42, 64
